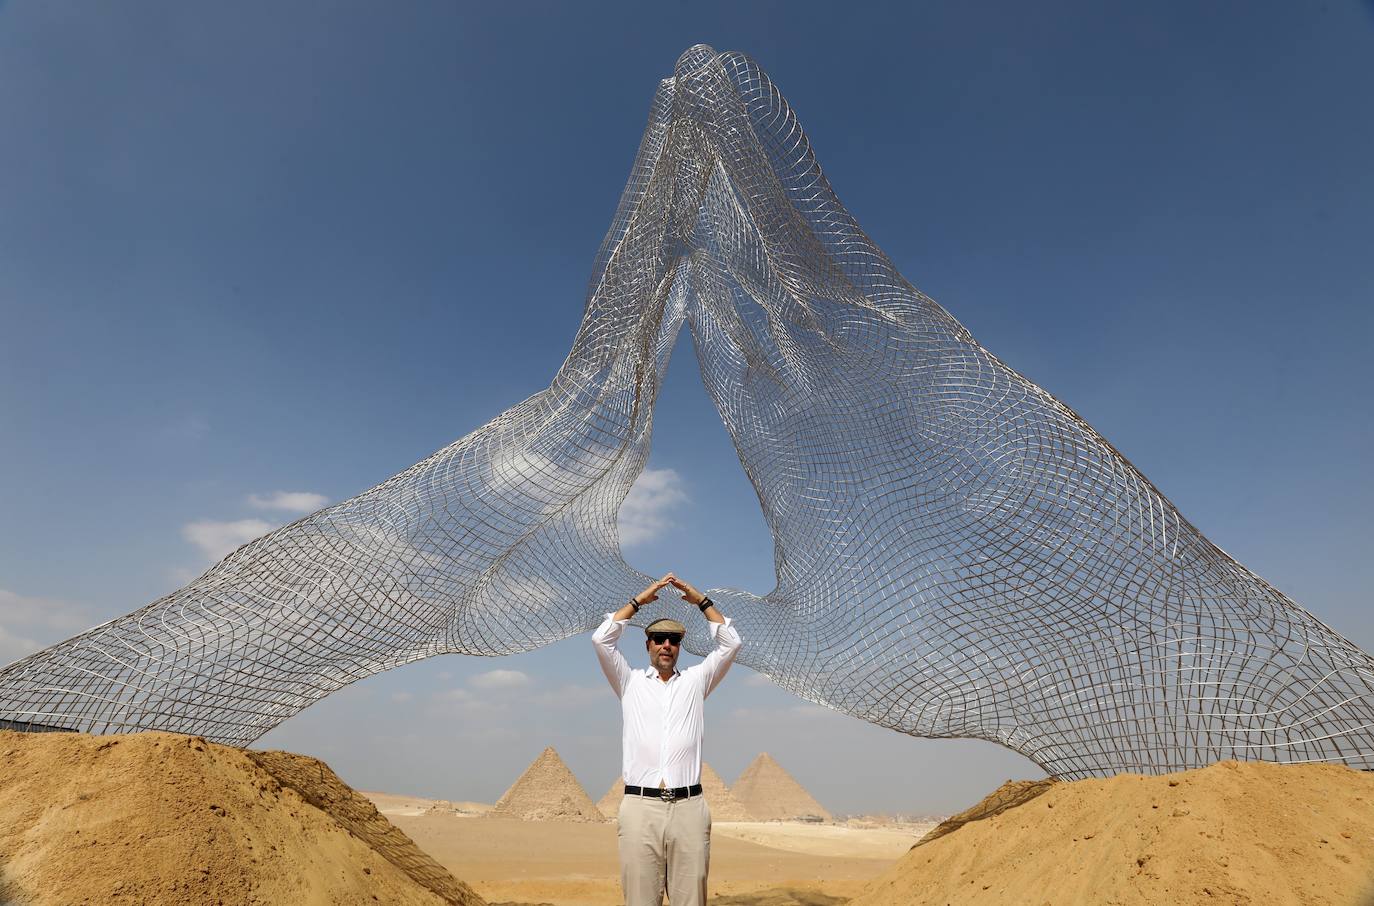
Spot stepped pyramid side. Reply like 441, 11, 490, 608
732, 753, 832, 822
701, 762, 755, 821
597, 777, 623, 819
489, 746, 605, 823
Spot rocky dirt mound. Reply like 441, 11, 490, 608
850, 760, 1374, 906
246, 749, 482, 905
732, 753, 832, 822
0, 729, 485, 906
488, 746, 604, 823
913, 777, 1056, 847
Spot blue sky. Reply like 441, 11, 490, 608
2, 2, 1371, 815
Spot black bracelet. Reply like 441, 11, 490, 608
697, 597, 714, 613
630, 598, 642, 612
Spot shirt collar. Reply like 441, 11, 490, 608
645, 666, 680, 681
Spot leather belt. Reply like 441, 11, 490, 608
624, 783, 703, 802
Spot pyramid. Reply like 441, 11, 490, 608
732, 753, 832, 822
701, 762, 755, 821
597, 777, 623, 819
488, 746, 605, 823
595, 763, 755, 821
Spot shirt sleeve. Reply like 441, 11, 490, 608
592, 612, 634, 698
695, 616, 743, 699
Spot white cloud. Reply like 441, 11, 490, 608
0, 589, 98, 664
0, 589, 92, 632
165, 566, 203, 586
330, 521, 432, 573
390, 691, 414, 704
0, 623, 39, 664
487, 448, 584, 505
729, 703, 836, 723
530, 683, 605, 709
618, 467, 688, 546
174, 490, 328, 574
182, 518, 274, 561
470, 669, 533, 690
426, 686, 501, 719
424, 672, 606, 722
478, 573, 562, 609
247, 491, 329, 514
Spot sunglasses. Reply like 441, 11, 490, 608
648, 633, 683, 646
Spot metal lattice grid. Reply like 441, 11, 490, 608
2, 45, 1372, 779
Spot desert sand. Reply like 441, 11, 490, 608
6, 729, 1374, 905
373, 746, 915, 904
852, 760, 1374, 906
0, 730, 482, 906
361, 791, 492, 818
381, 809, 923, 906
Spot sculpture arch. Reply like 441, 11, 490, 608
3, 46, 1372, 779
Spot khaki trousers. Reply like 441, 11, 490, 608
617, 793, 711, 906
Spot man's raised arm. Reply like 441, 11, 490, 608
592, 575, 673, 696
670, 575, 742, 697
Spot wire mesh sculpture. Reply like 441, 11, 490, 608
3, 45, 1372, 779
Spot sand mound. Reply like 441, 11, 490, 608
0, 729, 484, 906
488, 746, 604, 823
851, 760, 1374, 906
733, 753, 832, 822
595, 763, 756, 821
914, 777, 1056, 847
246, 749, 482, 904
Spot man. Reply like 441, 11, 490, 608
592, 572, 743, 906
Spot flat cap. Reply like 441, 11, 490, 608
645, 618, 687, 636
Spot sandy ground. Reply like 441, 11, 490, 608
708, 823, 927, 860
371, 802, 932, 906
366, 759, 1374, 906
851, 760, 1374, 906
0, 731, 482, 906
364, 791, 493, 818
10, 730, 1370, 906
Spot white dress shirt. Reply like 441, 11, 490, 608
592, 612, 743, 789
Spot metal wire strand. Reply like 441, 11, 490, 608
3, 46, 1371, 779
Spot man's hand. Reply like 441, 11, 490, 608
612, 574, 675, 621
668, 575, 706, 606
635, 574, 675, 606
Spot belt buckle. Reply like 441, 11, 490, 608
659, 786, 676, 802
